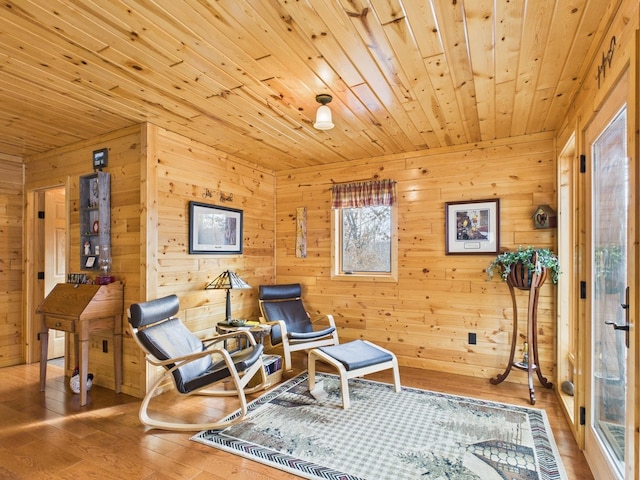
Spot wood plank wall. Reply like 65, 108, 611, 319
3, 121, 558, 391
557, 0, 638, 148
23, 126, 144, 393
275, 132, 558, 382
151, 127, 275, 345
0, 154, 23, 367
125, 126, 276, 397
19, 124, 275, 397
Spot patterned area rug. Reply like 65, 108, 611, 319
192, 372, 567, 480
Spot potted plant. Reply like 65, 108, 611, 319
486, 245, 560, 289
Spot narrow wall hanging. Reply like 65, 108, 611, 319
296, 207, 307, 258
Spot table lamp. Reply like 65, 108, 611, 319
205, 270, 251, 324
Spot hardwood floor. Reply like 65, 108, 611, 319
0, 354, 593, 479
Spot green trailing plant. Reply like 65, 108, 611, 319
594, 243, 623, 280
486, 245, 560, 284
595, 243, 624, 293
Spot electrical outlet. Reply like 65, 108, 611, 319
468, 332, 477, 345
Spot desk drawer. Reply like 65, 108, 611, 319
45, 317, 75, 333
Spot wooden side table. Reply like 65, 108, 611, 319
37, 282, 124, 406
216, 321, 272, 346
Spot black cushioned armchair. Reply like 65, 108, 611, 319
259, 283, 339, 371
128, 294, 266, 431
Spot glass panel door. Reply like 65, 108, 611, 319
588, 103, 628, 479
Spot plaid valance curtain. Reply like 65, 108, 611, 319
331, 179, 397, 209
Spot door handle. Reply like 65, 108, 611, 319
604, 320, 629, 331
605, 287, 630, 348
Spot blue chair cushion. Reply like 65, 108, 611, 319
259, 284, 335, 345
137, 317, 263, 394
289, 326, 336, 340
131, 295, 264, 394
318, 340, 392, 371
184, 343, 263, 393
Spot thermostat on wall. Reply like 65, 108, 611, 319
93, 148, 108, 170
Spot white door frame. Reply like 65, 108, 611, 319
23, 182, 69, 364
582, 68, 637, 480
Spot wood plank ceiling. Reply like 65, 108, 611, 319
0, 0, 614, 171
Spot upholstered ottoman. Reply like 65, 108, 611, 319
308, 339, 401, 408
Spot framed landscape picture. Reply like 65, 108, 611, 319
445, 199, 500, 255
189, 201, 243, 254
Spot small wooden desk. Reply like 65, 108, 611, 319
37, 282, 124, 406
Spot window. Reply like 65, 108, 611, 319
331, 180, 398, 280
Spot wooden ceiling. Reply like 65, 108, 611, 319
1, 0, 614, 171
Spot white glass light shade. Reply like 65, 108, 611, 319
314, 104, 334, 130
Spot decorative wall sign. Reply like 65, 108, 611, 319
202, 188, 234, 202
596, 36, 616, 88
296, 207, 307, 258
189, 201, 243, 254
445, 199, 500, 255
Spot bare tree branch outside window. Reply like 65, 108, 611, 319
341, 206, 391, 272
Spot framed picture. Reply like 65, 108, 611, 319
445, 199, 500, 255
189, 201, 243, 254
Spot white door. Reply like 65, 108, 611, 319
584, 71, 635, 479
45, 187, 66, 359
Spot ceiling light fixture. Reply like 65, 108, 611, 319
313, 94, 334, 130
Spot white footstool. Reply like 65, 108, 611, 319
308, 339, 401, 408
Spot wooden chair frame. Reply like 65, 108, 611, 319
258, 284, 339, 371
308, 340, 401, 409
129, 322, 267, 432
261, 315, 339, 371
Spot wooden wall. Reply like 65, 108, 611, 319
0, 154, 23, 367
150, 126, 275, 356
557, 0, 638, 148
11, 119, 557, 392
275, 132, 558, 382
23, 126, 144, 392
20, 123, 275, 397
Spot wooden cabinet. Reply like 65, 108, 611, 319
37, 282, 124, 406
79, 172, 110, 271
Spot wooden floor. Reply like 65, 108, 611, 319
0, 354, 593, 479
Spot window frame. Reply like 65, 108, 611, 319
331, 203, 398, 282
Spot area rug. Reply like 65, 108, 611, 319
191, 372, 567, 480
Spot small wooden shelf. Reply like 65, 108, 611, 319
79, 172, 110, 271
